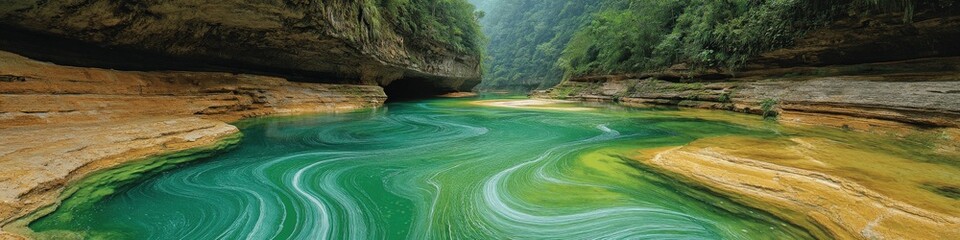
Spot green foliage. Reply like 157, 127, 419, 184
559, 1, 686, 76
559, 0, 824, 77
473, 0, 957, 91
760, 98, 779, 120
550, 85, 578, 99
377, 0, 485, 55
718, 92, 732, 103
475, 0, 604, 92
558, 0, 960, 78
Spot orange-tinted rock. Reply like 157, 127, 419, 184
0, 50, 387, 237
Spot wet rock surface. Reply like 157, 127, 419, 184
534, 61, 960, 128
0, 50, 387, 237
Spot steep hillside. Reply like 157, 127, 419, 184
531, 1, 960, 128
556, 0, 959, 77
474, 0, 602, 92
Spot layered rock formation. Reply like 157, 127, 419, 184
533, 11, 960, 240
535, 59, 960, 128
0, 0, 482, 94
0, 48, 386, 238
0, 1, 484, 238
535, 13, 960, 129
638, 137, 960, 240
0, 118, 240, 236
0, 50, 386, 127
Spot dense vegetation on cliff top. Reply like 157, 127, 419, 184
558, 0, 957, 77
475, 0, 957, 92
375, 0, 485, 55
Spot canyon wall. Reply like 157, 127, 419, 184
0, 0, 483, 94
0, 49, 388, 238
535, 13, 960, 129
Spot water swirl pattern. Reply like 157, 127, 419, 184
30, 98, 811, 239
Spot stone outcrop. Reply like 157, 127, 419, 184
0, 118, 240, 231
534, 58, 960, 128
640, 139, 960, 239
532, 10, 960, 240
534, 13, 960, 129
0, 1, 482, 236
747, 14, 960, 69
0, 1, 478, 238
0, 50, 386, 127
0, 0, 482, 94
0, 49, 387, 238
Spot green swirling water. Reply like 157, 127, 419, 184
30, 97, 813, 239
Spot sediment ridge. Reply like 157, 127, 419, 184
534, 13, 960, 129
532, 56, 960, 129
0, 50, 387, 238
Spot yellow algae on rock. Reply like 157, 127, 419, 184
633, 131, 960, 239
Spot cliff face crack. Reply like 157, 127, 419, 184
0, 75, 26, 82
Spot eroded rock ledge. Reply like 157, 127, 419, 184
533, 13, 960, 239
533, 58, 960, 129
0, 0, 482, 93
0, 50, 387, 238
0, 50, 386, 126
534, 13, 960, 129
635, 136, 960, 239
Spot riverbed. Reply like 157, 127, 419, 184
26, 97, 959, 239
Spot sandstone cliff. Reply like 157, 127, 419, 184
0, 1, 484, 237
0, 0, 482, 95
0, 49, 387, 238
531, 12, 960, 240
535, 13, 960, 129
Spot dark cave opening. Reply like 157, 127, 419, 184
382, 76, 455, 102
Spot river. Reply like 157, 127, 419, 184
30, 97, 850, 239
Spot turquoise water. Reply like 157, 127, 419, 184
30, 97, 811, 239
